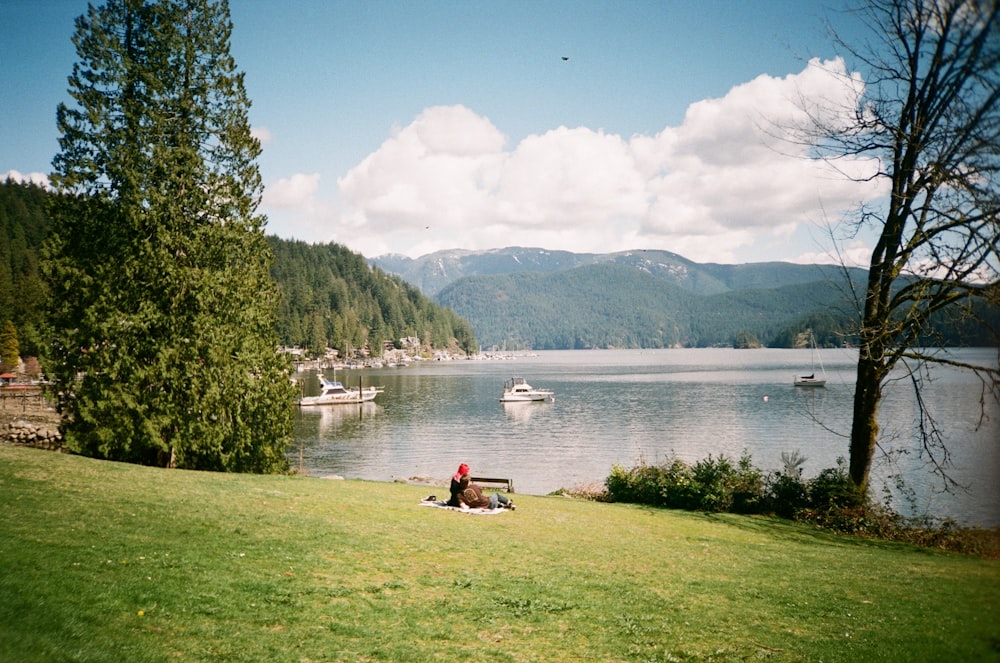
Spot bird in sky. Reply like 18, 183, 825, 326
561, 56, 569, 61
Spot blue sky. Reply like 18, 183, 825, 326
2, 1, 882, 264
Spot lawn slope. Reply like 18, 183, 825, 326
1, 445, 997, 662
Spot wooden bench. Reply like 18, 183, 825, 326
470, 476, 514, 493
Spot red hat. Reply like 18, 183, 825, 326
458, 463, 470, 475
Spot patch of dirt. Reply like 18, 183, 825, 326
0, 388, 59, 424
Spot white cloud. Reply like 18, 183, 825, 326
496, 127, 648, 227
251, 126, 273, 144
792, 239, 873, 268
2, 170, 49, 188
265, 172, 321, 210
262, 172, 340, 241
637, 58, 881, 253
337, 105, 506, 233
261, 58, 887, 263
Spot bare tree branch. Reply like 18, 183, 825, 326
803, 0, 999, 498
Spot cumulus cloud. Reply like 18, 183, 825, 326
251, 126, 273, 144
265, 172, 321, 210
337, 106, 506, 231
262, 58, 886, 262
636, 58, 880, 250
2, 170, 49, 188
497, 127, 648, 227
262, 172, 340, 240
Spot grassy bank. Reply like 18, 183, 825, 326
1, 445, 997, 662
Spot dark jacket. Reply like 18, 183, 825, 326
459, 483, 491, 509
447, 476, 463, 507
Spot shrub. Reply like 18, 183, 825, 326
766, 471, 809, 519
605, 464, 638, 503
807, 461, 859, 511
691, 455, 734, 511
730, 451, 765, 514
605, 452, 764, 513
606, 460, 688, 508
606, 463, 669, 506
605, 453, 998, 558
659, 458, 699, 510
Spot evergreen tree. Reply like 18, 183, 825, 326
307, 311, 327, 356
45, 0, 295, 472
0, 320, 18, 371
0, 180, 50, 357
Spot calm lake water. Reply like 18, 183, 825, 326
292, 348, 999, 527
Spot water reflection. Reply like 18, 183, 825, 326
501, 401, 552, 423
313, 401, 379, 433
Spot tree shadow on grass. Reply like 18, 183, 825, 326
697, 511, 947, 556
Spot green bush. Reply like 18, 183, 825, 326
659, 458, 699, 509
766, 472, 809, 518
605, 463, 664, 505
604, 464, 632, 501
808, 462, 859, 510
730, 451, 765, 513
605, 451, 764, 513
604, 452, 998, 557
691, 455, 735, 511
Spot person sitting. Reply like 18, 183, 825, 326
447, 463, 470, 507
458, 473, 514, 510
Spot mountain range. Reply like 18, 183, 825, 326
371, 247, 873, 350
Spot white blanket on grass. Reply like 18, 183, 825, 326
419, 500, 507, 515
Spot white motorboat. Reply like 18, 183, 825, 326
794, 333, 827, 387
298, 375, 383, 406
500, 377, 554, 402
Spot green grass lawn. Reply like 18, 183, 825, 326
1, 444, 997, 662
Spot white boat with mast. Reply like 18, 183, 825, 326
794, 332, 827, 387
298, 374, 383, 406
500, 377, 555, 402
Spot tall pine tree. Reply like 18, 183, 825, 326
0, 320, 18, 372
46, 0, 295, 472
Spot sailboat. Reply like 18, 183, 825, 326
794, 332, 827, 387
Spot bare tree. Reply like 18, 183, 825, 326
814, 0, 999, 498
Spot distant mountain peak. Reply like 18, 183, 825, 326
368, 246, 856, 299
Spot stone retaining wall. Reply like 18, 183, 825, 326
4, 418, 64, 450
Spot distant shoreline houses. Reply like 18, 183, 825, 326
282, 335, 532, 372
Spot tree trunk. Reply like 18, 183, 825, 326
850, 246, 893, 500
816, 0, 1000, 505
849, 352, 882, 497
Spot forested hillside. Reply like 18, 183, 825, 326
435, 258, 998, 350
0, 181, 476, 364
267, 238, 477, 357
436, 264, 861, 349
377, 246, 870, 349
0, 180, 48, 357
436, 264, 694, 349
